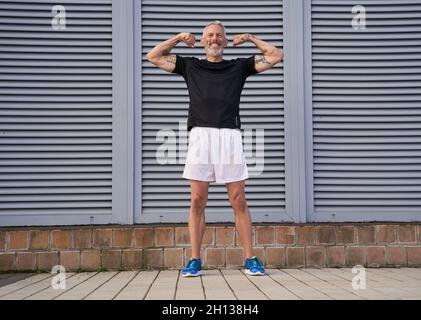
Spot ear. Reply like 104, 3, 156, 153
223, 37, 228, 48
200, 37, 205, 47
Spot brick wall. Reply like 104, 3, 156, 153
0, 223, 420, 272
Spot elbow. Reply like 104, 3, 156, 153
276, 50, 284, 63
146, 51, 156, 64
146, 52, 153, 62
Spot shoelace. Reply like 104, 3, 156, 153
186, 259, 199, 269
248, 258, 263, 269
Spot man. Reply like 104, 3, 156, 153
146, 21, 284, 277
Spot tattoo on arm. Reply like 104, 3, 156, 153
166, 55, 176, 65
255, 55, 271, 65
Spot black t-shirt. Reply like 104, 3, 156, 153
171, 55, 257, 131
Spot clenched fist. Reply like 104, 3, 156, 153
232, 34, 254, 47
176, 32, 196, 48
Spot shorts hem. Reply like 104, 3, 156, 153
215, 176, 249, 184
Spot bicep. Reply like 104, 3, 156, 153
152, 54, 177, 73
254, 54, 278, 73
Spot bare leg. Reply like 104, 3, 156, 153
226, 180, 253, 259
188, 180, 209, 259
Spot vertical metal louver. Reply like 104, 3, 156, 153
0, 0, 113, 224
311, 0, 421, 219
140, 0, 286, 222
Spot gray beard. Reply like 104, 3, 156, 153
205, 45, 223, 57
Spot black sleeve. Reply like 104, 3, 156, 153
171, 54, 187, 77
243, 55, 257, 78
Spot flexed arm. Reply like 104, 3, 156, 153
146, 32, 196, 73
233, 33, 284, 73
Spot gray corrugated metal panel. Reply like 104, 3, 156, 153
0, 208, 112, 215
1, 82, 112, 89
0, 159, 112, 166
314, 108, 421, 115
0, 75, 112, 81
143, 13, 282, 20
315, 192, 421, 199
0, 39, 111, 46
313, 40, 421, 48
314, 137, 421, 144
0, 180, 111, 187
0, 0, 113, 223
1, 137, 111, 144
0, 67, 112, 74
311, 0, 421, 220
0, 186, 112, 194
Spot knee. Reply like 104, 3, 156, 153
191, 193, 207, 212
229, 192, 247, 212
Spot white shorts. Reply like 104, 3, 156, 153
183, 127, 248, 184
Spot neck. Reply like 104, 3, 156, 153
206, 55, 223, 63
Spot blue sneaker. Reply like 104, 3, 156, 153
244, 256, 265, 276
182, 258, 202, 277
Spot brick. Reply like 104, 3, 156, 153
38, 252, 59, 271
134, 228, 153, 248
73, 229, 92, 249
9, 230, 28, 250
0, 253, 15, 271
255, 226, 275, 245
226, 247, 244, 267
407, 247, 421, 266
266, 247, 285, 267
335, 226, 355, 244
205, 248, 225, 267
80, 250, 101, 271
367, 246, 386, 267
144, 249, 164, 268
346, 247, 366, 267
386, 246, 407, 266
376, 225, 396, 244
306, 247, 326, 268
417, 225, 421, 243
275, 226, 295, 245
252, 247, 265, 263
397, 225, 417, 244
315, 226, 335, 245
357, 226, 376, 245
60, 251, 80, 271
202, 227, 214, 246
0, 231, 5, 251
164, 248, 183, 268
30, 230, 49, 250
16, 252, 36, 271
93, 229, 112, 248
113, 228, 133, 247
102, 250, 121, 270
154, 227, 174, 247
215, 226, 235, 246
175, 227, 190, 245
51, 230, 72, 249
296, 226, 316, 245
327, 246, 346, 267
286, 247, 305, 268
122, 249, 143, 270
